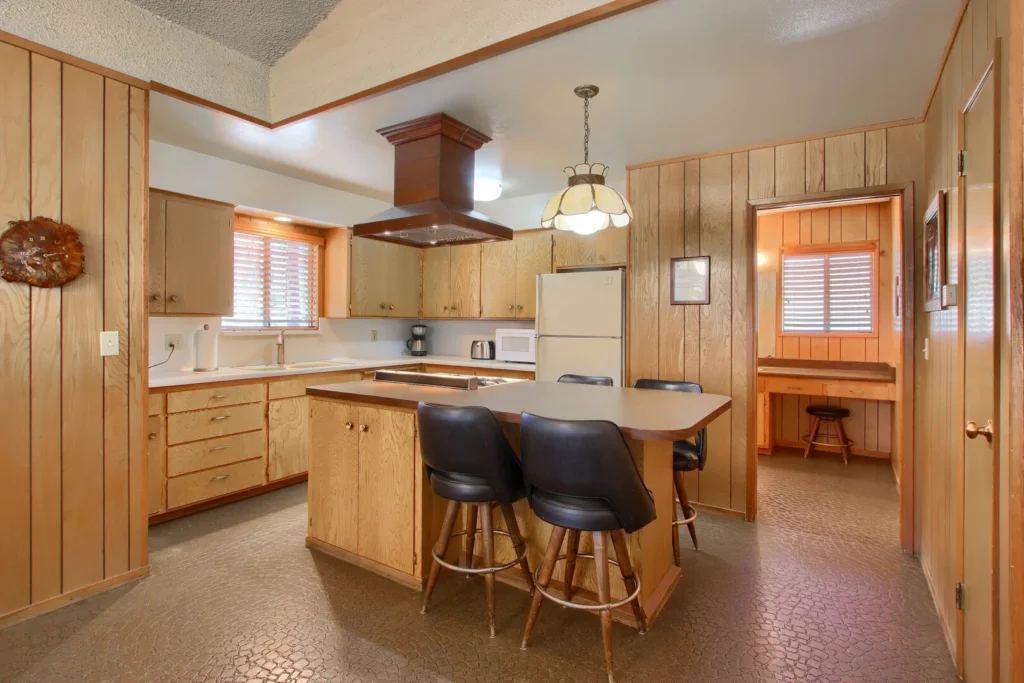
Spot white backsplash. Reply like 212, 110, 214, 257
148, 317, 535, 373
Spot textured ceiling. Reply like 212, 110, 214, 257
124, 0, 340, 65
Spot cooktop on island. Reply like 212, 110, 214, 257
372, 369, 526, 390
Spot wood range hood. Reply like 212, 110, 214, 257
352, 113, 512, 247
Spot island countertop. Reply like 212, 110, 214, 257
307, 379, 731, 441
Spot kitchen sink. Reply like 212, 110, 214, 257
234, 361, 355, 372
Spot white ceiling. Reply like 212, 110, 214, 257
150, 0, 960, 206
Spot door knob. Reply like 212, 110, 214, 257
344, 422, 353, 430
965, 420, 994, 442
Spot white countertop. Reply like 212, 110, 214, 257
149, 355, 536, 389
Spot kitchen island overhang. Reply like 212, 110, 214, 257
305, 379, 731, 628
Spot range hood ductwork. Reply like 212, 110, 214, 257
352, 113, 513, 247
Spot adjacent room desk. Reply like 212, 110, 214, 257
756, 359, 897, 457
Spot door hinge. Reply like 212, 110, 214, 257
955, 582, 965, 610
957, 150, 967, 177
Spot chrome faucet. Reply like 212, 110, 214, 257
276, 331, 286, 365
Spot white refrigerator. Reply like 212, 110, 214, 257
535, 269, 625, 386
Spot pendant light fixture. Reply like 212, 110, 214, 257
541, 85, 633, 235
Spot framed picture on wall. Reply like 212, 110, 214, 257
670, 256, 711, 305
923, 191, 946, 312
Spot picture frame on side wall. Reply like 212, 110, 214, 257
670, 256, 711, 305
923, 191, 946, 312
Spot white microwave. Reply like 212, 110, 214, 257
495, 328, 536, 363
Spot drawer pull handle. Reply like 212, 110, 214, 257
211, 394, 228, 399
345, 422, 353, 430
147, 433, 157, 440
211, 474, 230, 481
209, 445, 230, 452
849, 389, 864, 395
211, 415, 231, 422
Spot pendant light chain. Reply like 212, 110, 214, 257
583, 93, 590, 164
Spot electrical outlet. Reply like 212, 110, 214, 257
165, 333, 184, 351
370, 329, 378, 342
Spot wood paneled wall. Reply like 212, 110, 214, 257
628, 122, 923, 515
0, 38, 149, 623
757, 201, 896, 456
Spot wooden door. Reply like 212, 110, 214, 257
147, 415, 165, 515
163, 195, 234, 315
385, 242, 421, 317
356, 406, 415, 574
514, 232, 552, 318
481, 239, 516, 317
961, 58, 1000, 683
268, 397, 308, 481
148, 192, 166, 312
421, 246, 450, 318
450, 243, 481, 318
349, 237, 388, 316
308, 399, 359, 552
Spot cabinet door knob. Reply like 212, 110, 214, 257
147, 433, 157, 440
169, 294, 180, 303
508, 304, 514, 311
344, 422, 353, 430
150, 293, 160, 302
379, 303, 386, 310
358, 424, 368, 432
517, 304, 523, 311
389, 304, 395, 311
442, 306, 448, 311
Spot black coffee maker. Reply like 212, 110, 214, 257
407, 324, 428, 357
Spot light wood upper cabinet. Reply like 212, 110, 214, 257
450, 244, 481, 318
553, 227, 628, 270
349, 237, 422, 317
268, 396, 308, 482
388, 242, 422, 317
514, 232, 553, 319
150, 190, 234, 316
421, 247, 451, 318
481, 239, 517, 318
323, 227, 350, 318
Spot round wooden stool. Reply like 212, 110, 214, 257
803, 405, 853, 464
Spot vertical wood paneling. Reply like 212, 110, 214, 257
0, 41, 32, 616
127, 86, 148, 570
811, 209, 829, 243
698, 155, 732, 509
865, 129, 888, 185
748, 147, 775, 200
627, 168, 659, 385
658, 163, 686, 380
825, 133, 866, 190
29, 53, 63, 603
841, 204, 867, 241
682, 160, 701, 387
774, 143, 805, 197
730, 151, 750, 509
61, 65, 106, 593
972, 0, 989, 75
806, 139, 825, 192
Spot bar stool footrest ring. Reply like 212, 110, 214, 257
431, 528, 526, 575
673, 498, 697, 526
532, 553, 641, 611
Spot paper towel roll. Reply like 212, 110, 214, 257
193, 324, 219, 372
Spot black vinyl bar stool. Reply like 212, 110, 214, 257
804, 404, 853, 464
632, 379, 707, 560
519, 412, 656, 683
417, 402, 535, 637
557, 374, 614, 386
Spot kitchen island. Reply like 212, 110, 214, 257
305, 378, 731, 627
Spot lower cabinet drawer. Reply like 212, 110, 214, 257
167, 457, 267, 509
167, 383, 266, 413
824, 382, 895, 401
168, 429, 266, 477
167, 402, 265, 445
763, 378, 825, 396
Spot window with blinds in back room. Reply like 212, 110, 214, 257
780, 246, 876, 335
222, 231, 319, 331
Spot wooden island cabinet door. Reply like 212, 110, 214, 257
420, 246, 451, 318
449, 243, 481, 318
481, 239, 516, 317
268, 397, 308, 481
356, 406, 415, 574
308, 400, 359, 552
514, 232, 552, 318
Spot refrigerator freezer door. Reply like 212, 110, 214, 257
536, 270, 624, 338
536, 336, 624, 386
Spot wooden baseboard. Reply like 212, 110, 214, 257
149, 473, 307, 525
921, 560, 959, 670
306, 536, 422, 590
0, 565, 149, 630
768, 440, 891, 460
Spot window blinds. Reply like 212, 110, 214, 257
781, 249, 875, 334
222, 232, 319, 330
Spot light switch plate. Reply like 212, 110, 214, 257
100, 331, 119, 357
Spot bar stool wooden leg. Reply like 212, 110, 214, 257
480, 502, 497, 638
422, 500, 460, 614
521, 526, 567, 650
593, 531, 616, 683
671, 502, 680, 566
499, 503, 535, 594
464, 504, 478, 571
673, 471, 699, 551
837, 418, 852, 465
804, 417, 821, 458
609, 529, 647, 634
563, 529, 581, 601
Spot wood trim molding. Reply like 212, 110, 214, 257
0, 29, 150, 89
150, 81, 271, 128
148, 474, 307, 525
0, 566, 149, 630
234, 216, 327, 247
150, 187, 236, 209
921, 0, 972, 121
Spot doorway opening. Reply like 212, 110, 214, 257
746, 187, 914, 554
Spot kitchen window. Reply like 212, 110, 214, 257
222, 229, 321, 331
779, 242, 878, 335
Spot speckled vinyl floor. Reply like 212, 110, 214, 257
0, 450, 956, 682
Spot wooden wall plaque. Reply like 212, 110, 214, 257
0, 217, 84, 288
